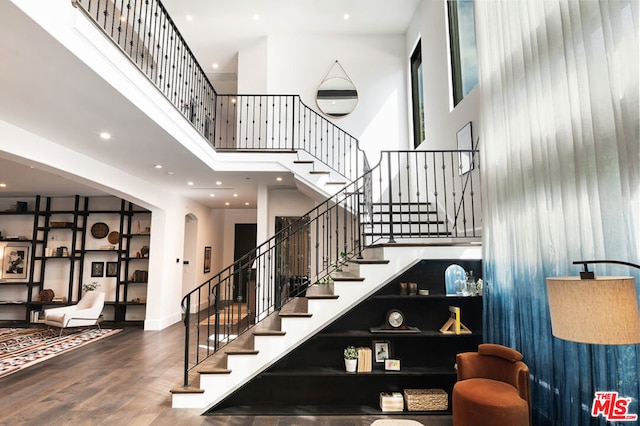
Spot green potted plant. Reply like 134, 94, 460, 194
344, 345, 358, 373
333, 251, 348, 272
82, 281, 100, 293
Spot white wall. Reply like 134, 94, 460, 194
237, 34, 409, 165
406, 0, 481, 151
266, 188, 316, 237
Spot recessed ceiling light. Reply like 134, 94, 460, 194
212, 63, 219, 69
209, 194, 215, 197
252, 13, 260, 21
216, 181, 222, 185
276, 177, 283, 181
245, 202, 250, 206
0, 183, 6, 188
233, 193, 238, 197
186, 14, 193, 21
187, 181, 194, 186
99, 132, 111, 140
344, 13, 350, 20
154, 164, 163, 169
167, 171, 175, 175
225, 202, 230, 206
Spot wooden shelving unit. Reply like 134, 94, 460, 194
0, 195, 151, 325
208, 259, 483, 416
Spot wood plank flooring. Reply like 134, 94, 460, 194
0, 323, 452, 425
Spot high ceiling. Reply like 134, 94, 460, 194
0, 0, 418, 208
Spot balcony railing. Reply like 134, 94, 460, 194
72, 0, 366, 182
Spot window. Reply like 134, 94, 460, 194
410, 40, 425, 148
448, 0, 478, 106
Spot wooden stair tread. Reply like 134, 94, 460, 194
331, 276, 365, 282
170, 386, 205, 394
309, 170, 330, 175
225, 349, 259, 355
197, 368, 232, 374
353, 259, 390, 265
217, 148, 296, 154
294, 160, 314, 164
279, 312, 313, 318
364, 231, 452, 236
365, 201, 433, 206
253, 330, 286, 336
326, 181, 346, 185
306, 294, 339, 300
368, 220, 445, 225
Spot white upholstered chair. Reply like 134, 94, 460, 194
44, 291, 105, 335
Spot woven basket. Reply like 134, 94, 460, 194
403, 388, 448, 411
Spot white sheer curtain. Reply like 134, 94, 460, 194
475, 0, 638, 424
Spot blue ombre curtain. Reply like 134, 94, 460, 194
475, 1, 639, 425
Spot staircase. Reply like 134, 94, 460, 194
171, 243, 481, 410
65, 0, 483, 412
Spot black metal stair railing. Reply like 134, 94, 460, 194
71, 0, 366, 182
213, 94, 363, 181
179, 149, 481, 387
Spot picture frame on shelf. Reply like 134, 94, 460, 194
204, 246, 212, 273
385, 359, 401, 371
372, 340, 391, 363
106, 261, 118, 277
456, 121, 474, 175
91, 261, 104, 277
1, 245, 29, 280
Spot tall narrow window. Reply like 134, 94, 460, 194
410, 40, 425, 148
448, 0, 478, 106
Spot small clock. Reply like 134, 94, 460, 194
386, 309, 406, 329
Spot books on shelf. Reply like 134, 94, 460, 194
30, 310, 45, 323
357, 347, 372, 372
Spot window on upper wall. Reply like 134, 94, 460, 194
447, 0, 478, 106
410, 40, 425, 148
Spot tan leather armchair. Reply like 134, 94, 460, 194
453, 343, 531, 426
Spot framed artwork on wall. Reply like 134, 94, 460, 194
106, 261, 118, 277
91, 261, 104, 277
1, 245, 29, 280
204, 246, 212, 273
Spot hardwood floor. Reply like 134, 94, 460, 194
0, 323, 452, 425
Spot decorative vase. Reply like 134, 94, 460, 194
344, 358, 357, 373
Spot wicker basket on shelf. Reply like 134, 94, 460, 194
403, 388, 448, 411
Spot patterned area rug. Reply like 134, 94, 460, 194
0, 327, 121, 379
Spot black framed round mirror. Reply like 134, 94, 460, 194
316, 77, 358, 118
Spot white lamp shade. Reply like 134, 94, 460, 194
546, 276, 640, 345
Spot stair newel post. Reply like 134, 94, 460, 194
182, 292, 191, 387
355, 184, 364, 259
441, 151, 450, 237
291, 95, 296, 151
386, 153, 396, 243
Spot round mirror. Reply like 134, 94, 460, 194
316, 77, 358, 118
